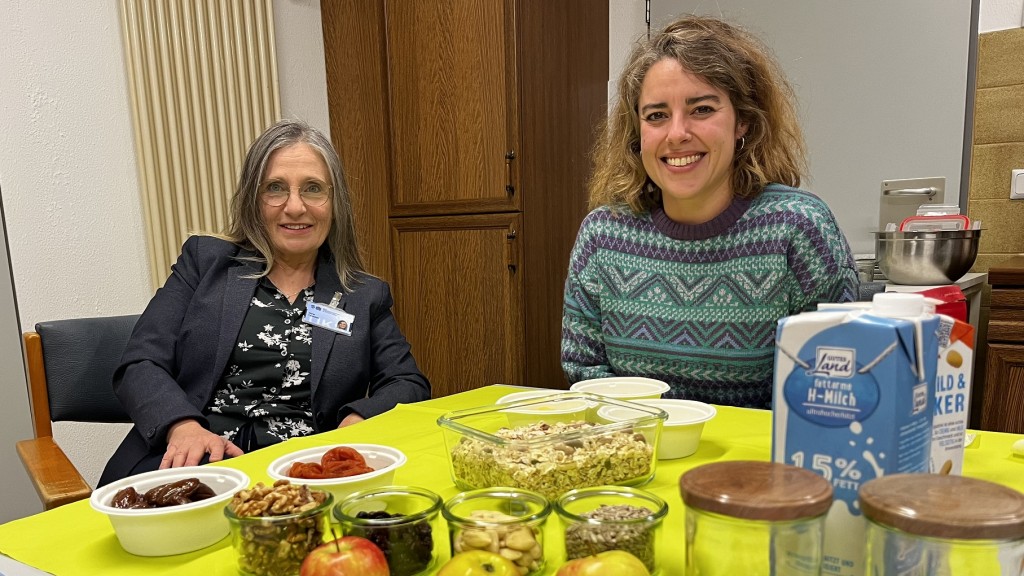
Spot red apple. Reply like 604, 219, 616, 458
556, 550, 651, 576
437, 550, 520, 576
300, 536, 390, 576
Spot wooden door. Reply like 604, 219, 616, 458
384, 0, 520, 216
982, 343, 1024, 433
390, 214, 525, 397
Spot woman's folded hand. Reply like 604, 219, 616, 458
161, 419, 244, 469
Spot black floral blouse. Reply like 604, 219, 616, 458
205, 279, 317, 451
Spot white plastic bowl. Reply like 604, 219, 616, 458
599, 399, 715, 459
569, 377, 670, 401
267, 443, 407, 503
89, 465, 249, 556
497, 389, 590, 428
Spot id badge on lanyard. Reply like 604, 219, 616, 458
303, 292, 354, 336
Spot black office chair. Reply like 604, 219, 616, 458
17, 314, 138, 509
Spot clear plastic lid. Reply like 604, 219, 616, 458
872, 292, 926, 318
900, 214, 971, 232
916, 204, 962, 216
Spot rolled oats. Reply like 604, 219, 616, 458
449, 421, 653, 499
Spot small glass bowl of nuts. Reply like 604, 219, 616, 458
442, 487, 551, 575
334, 486, 443, 576
224, 480, 333, 576
554, 485, 668, 574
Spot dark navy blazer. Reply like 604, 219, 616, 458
101, 235, 429, 483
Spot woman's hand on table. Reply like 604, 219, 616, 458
161, 419, 244, 469
339, 413, 365, 428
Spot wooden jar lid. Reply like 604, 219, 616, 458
679, 460, 833, 521
859, 474, 1024, 541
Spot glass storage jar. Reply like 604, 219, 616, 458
442, 487, 550, 575
679, 460, 833, 576
555, 485, 668, 574
224, 488, 333, 576
334, 486, 443, 576
859, 473, 1024, 575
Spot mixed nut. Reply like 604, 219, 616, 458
452, 510, 544, 575
226, 480, 330, 576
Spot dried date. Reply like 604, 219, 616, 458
110, 478, 216, 509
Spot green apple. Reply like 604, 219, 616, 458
556, 550, 651, 576
437, 550, 520, 576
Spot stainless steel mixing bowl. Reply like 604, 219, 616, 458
874, 229, 981, 285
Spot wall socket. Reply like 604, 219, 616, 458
1013, 170, 1024, 200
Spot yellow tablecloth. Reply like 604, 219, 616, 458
1, 385, 1022, 575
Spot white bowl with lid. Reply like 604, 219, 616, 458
569, 376, 670, 401
599, 398, 716, 459
496, 389, 590, 427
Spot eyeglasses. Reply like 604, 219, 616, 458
259, 180, 332, 207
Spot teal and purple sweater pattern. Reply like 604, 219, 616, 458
561, 184, 859, 408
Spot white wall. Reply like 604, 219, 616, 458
980, 0, 1024, 31
0, 0, 1018, 523
0, 0, 329, 522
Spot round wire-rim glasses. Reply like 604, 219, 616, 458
259, 180, 332, 207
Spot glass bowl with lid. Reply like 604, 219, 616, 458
437, 392, 666, 499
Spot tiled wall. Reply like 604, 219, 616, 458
970, 27, 1024, 270
967, 26, 1024, 427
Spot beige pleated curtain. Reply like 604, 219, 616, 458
120, 0, 281, 288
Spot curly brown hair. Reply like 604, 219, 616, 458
590, 15, 807, 213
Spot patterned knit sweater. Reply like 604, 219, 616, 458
561, 184, 859, 409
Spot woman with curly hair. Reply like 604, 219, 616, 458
561, 16, 858, 408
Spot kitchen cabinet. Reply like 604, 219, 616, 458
981, 255, 1024, 433
321, 1, 609, 397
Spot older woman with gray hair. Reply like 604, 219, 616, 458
100, 119, 429, 485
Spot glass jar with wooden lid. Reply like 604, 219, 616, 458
859, 473, 1024, 575
679, 460, 833, 575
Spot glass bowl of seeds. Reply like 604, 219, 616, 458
554, 485, 668, 574
334, 486, 443, 576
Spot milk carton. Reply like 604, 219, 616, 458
931, 314, 974, 476
772, 293, 939, 576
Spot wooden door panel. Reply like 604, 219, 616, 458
384, 0, 519, 215
322, 1, 394, 283
391, 214, 524, 397
981, 343, 1024, 433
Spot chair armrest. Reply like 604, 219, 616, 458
16, 437, 92, 510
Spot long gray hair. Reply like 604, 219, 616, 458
219, 119, 365, 290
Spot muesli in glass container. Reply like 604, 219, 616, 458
437, 391, 666, 499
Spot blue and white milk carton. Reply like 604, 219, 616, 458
772, 293, 939, 576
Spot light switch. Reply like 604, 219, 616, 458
1013, 169, 1024, 200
